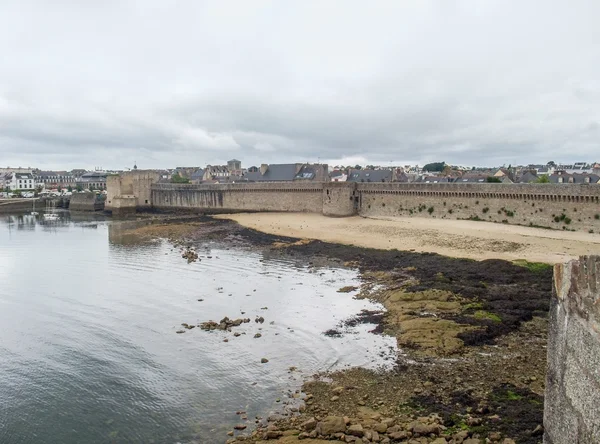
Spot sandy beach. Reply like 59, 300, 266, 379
216, 213, 599, 264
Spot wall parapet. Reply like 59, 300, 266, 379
357, 182, 600, 202
151, 182, 324, 193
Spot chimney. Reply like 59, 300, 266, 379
260, 164, 269, 175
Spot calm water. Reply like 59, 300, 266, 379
0, 212, 395, 444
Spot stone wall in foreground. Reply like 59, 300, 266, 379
544, 256, 600, 443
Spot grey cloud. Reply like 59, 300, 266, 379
0, 0, 599, 170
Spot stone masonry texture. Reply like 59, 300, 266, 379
544, 256, 600, 444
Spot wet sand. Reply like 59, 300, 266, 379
216, 213, 599, 264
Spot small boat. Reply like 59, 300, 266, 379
31, 199, 39, 216
43, 213, 59, 221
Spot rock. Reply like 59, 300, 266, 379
453, 430, 469, 442
315, 416, 346, 435
261, 358, 269, 363
387, 431, 409, 440
463, 439, 482, 444
501, 439, 516, 444
301, 417, 317, 431
254, 333, 262, 338
176, 330, 185, 334
347, 424, 364, 437
410, 421, 440, 436
466, 416, 482, 426
373, 422, 388, 433
265, 430, 283, 439
332, 386, 344, 394
330, 396, 339, 402
234, 425, 247, 430
371, 431, 380, 442
227, 431, 234, 436
431, 438, 448, 444
531, 424, 544, 436
488, 432, 502, 441
255, 316, 265, 323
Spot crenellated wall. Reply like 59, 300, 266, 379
357, 183, 600, 232
106, 172, 600, 231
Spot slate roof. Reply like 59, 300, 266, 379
416, 175, 451, 183
550, 173, 600, 184
518, 171, 539, 183
243, 164, 300, 182
453, 176, 488, 183
347, 169, 393, 182
190, 169, 204, 180
12, 172, 34, 179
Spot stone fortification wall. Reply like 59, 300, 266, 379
0, 198, 36, 213
69, 193, 104, 212
544, 256, 600, 443
106, 171, 600, 231
151, 182, 324, 213
323, 183, 358, 217
357, 183, 600, 232
106, 171, 160, 216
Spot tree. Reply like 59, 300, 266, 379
423, 162, 446, 172
76, 184, 83, 192
547, 161, 556, 167
3, 186, 10, 193
536, 174, 550, 183
57, 186, 62, 192
171, 173, 190, 184
486, 176, 502, 183
441, 165, 453, 176
67, 185, 73, 192
354, 165, 362, 170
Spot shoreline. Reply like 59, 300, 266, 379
215, 212, 599, 264
122, 216, 551, 444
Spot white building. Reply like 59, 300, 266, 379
8, 172, 36, 190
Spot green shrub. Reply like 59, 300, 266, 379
427, 206, 434, 214
482, 207, 489, 214
595, 214, 600, 220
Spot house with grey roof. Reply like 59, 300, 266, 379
416, 175, 452, 184
190, 169, 205, 184
550, 172, 600, 184
347, 169, 394, 183
518, 171, 539, 183
242, 163, 328, 182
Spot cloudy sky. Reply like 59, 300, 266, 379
0, 1, 598, 170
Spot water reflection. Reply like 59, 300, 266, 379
0, 214, 396, 444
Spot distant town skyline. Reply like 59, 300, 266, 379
1, 1, 598, 170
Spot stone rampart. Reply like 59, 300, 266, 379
151, 182, 324, 213
69, 193, 105, 212
106, 171, 600, 231
544, 256, 600, 443
106, 170, 160, 216
357, 183, 600, 232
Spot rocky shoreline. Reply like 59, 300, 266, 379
123, 215, 551, 444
